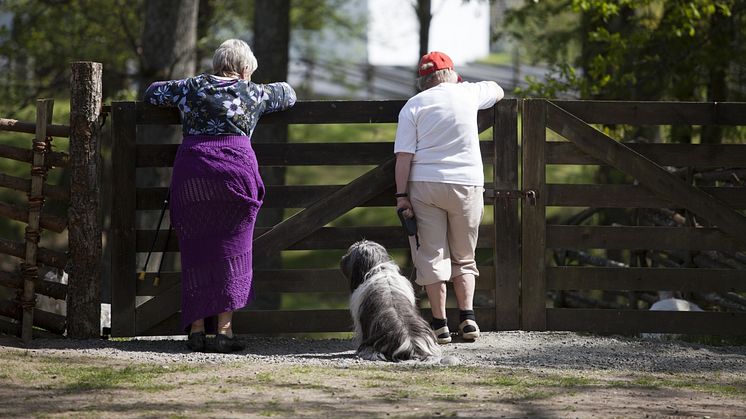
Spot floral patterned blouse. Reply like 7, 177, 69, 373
144, 74, 297, 137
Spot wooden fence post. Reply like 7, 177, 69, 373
67, 61, 103, 338
521, 99, 547, 331
20, 99, 54, 342
493, 99, 520, 330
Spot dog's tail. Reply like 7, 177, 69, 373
392, 317, 442, 361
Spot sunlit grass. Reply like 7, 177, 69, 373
0, 351, 196, 392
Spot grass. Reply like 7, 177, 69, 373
0, 351, 196, 392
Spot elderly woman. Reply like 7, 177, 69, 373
394, 51, 503, 344
144, 39, 296, 352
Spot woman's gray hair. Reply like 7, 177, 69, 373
416, 68, 459, 91
212, 39, 258, 77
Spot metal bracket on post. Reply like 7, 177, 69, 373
494, 189, 537, 206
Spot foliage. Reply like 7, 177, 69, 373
504, 0, 746, 102
0, 0, 144, 115
0, 0, 364, 115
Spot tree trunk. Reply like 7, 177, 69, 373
252, 0, 290, 288
68, 62, 103, 339
139, 0, 199, 96
137, 0, 199, 276
701, 10, 731, 146
415, 0, 432, 60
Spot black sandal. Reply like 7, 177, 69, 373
186, 331, 206, 352
215, 333, 245, 353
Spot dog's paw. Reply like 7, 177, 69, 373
356, 347, 387, 361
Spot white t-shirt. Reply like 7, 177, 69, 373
394, 81, 504, 186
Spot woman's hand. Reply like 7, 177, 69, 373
396, 197, 414, 218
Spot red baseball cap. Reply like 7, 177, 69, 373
418, 51, 454, 76
418, 51, 461, 82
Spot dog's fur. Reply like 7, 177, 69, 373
340, 240, 441, 362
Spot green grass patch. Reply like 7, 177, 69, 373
0, 351, 197, 393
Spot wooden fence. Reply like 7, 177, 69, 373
522, 99, 746, 335
0, 62, 103, 341
6, 89, 743, 340
110, 99, 520, 336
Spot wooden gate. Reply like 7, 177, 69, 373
521, 99, 746, 335
110, 99, 519, 337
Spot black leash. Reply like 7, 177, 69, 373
139, 189, 171, 287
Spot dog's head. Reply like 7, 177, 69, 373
340, 240, 393, 292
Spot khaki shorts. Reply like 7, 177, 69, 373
408, 181, 484, 286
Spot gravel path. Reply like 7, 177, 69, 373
4, 331, 746, 374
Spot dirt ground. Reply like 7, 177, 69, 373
1, 331, 745, 418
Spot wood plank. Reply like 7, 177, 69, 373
0, 237, 68, 269
0, 269, 67, 300
136, 100, 498, 128
136, 307, 497, 336
521, 99, 548, 330
110, 101, 138, 337
546, 142, 746, 169
0, 299, 66, 335
0, 201, 67, 233
546, 102, 746, 247
0, 173, 69, 201
547, 184, 746, 209
0, 317, 61, 338
0, 144, 69, 168
547, 308, 746, 335
137, 142, 390, 167
0, 117, 70, 137
138, 184, 496, 210
137, 100, 406, 125
547, 266, 746, 292
135, 141, 496, 168
547, 225, 743, 251
493, 99, 520, 330
135, 266, 497, 296
552, 101, 746, 125
137, 225, 496, 252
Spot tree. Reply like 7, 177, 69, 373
251, 0, 290, 273
0, 0, 143, 115
138, 0, 199, 97
504, 0, 746, 113
415, 0, 432, 59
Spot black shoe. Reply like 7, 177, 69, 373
186, 332, 206, 352
215, 333, 245, 353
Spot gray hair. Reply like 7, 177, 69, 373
212, 39, 258, 77
416, 68, 459, 91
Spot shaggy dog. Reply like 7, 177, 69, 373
340, 240, 441, 362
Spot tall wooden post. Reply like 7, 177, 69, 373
521, 99, 547, 331
493, 99, 520, 330
67, 62, 103, 338
20, 99, 54, 342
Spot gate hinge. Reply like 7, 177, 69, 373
493, 189, 537, 206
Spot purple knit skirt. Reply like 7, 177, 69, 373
170, 135, 264, 333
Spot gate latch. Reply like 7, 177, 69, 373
493, 189, 537, 206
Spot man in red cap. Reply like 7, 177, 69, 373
394, 51, 504, 344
